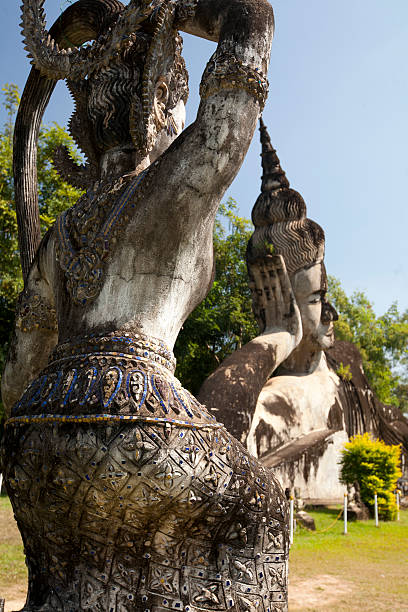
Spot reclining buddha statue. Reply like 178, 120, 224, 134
199, 120, 408, 502
1, 0, 289, 610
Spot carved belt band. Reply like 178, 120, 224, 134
6, 331, 220, 430
51, 330, 177, 372
5, 413, 223, 428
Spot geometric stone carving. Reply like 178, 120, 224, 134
3, 331, 288, 610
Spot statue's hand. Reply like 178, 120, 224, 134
248, 255, 302, 348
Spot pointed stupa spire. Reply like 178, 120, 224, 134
259, 117, 290, 193
248, 119, 325, 277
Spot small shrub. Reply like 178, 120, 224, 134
336, 362, 352, 381
340, 433, 401, 520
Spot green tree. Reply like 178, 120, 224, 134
327, 276, 408, 408
0, 84, 21, 305
0, 84, 83, 419
174, 199, 258, 394
340, 433, 402, 520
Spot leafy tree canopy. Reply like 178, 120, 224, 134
327, 277, 408, 409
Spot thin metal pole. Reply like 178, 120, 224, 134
343, 492, 348, 535
396, 490, 400, 522
374, 493, 379, 527
289, 496, 294, 546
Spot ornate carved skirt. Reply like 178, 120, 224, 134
2, 332, 288, 611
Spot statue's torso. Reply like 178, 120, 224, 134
246, 357, 344, 459
52, 165, 217, 349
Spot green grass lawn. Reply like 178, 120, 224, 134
0, 495, 27, 605
1, 496, 407, 611
289, 505, 408, 610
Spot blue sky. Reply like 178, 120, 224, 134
1, 1, 407, 315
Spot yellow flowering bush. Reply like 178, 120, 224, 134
340, 433, 401, 520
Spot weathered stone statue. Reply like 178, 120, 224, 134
1, 1, 289, 610
325, 340, 408, 471
199, 120, 408, 502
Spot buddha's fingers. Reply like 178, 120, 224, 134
273, 266, 284, 323
250, 262, 268, 311
275, 257, 302, 342
262, 254, 288, 324
262, 256, 280, 327
259, 255, 281, 328
275, 256, 294, 316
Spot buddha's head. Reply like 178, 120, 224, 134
21, 0, 188, 186
247, 120, 338, 351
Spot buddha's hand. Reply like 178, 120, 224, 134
248, 255, 303, 349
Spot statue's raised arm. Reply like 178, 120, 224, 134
175, 0, 274, 186
154, 0, 275, 229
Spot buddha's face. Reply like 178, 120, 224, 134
291, 262, 338, 350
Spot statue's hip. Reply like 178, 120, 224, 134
7, 330, 217, 428
2, 331, 289, 611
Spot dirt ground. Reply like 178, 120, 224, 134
4, 600, 25, 612
289, 574, 354, 611
0, 576, 356, 611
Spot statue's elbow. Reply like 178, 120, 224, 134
235, 0, 275, 41
255, 0, 275, 30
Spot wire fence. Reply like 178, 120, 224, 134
289, 490, 403, 544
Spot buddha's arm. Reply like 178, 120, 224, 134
198, 256, 302, 437
1, 233, 58, 417
160, 0, 274, 209
198, 330, 295, 418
